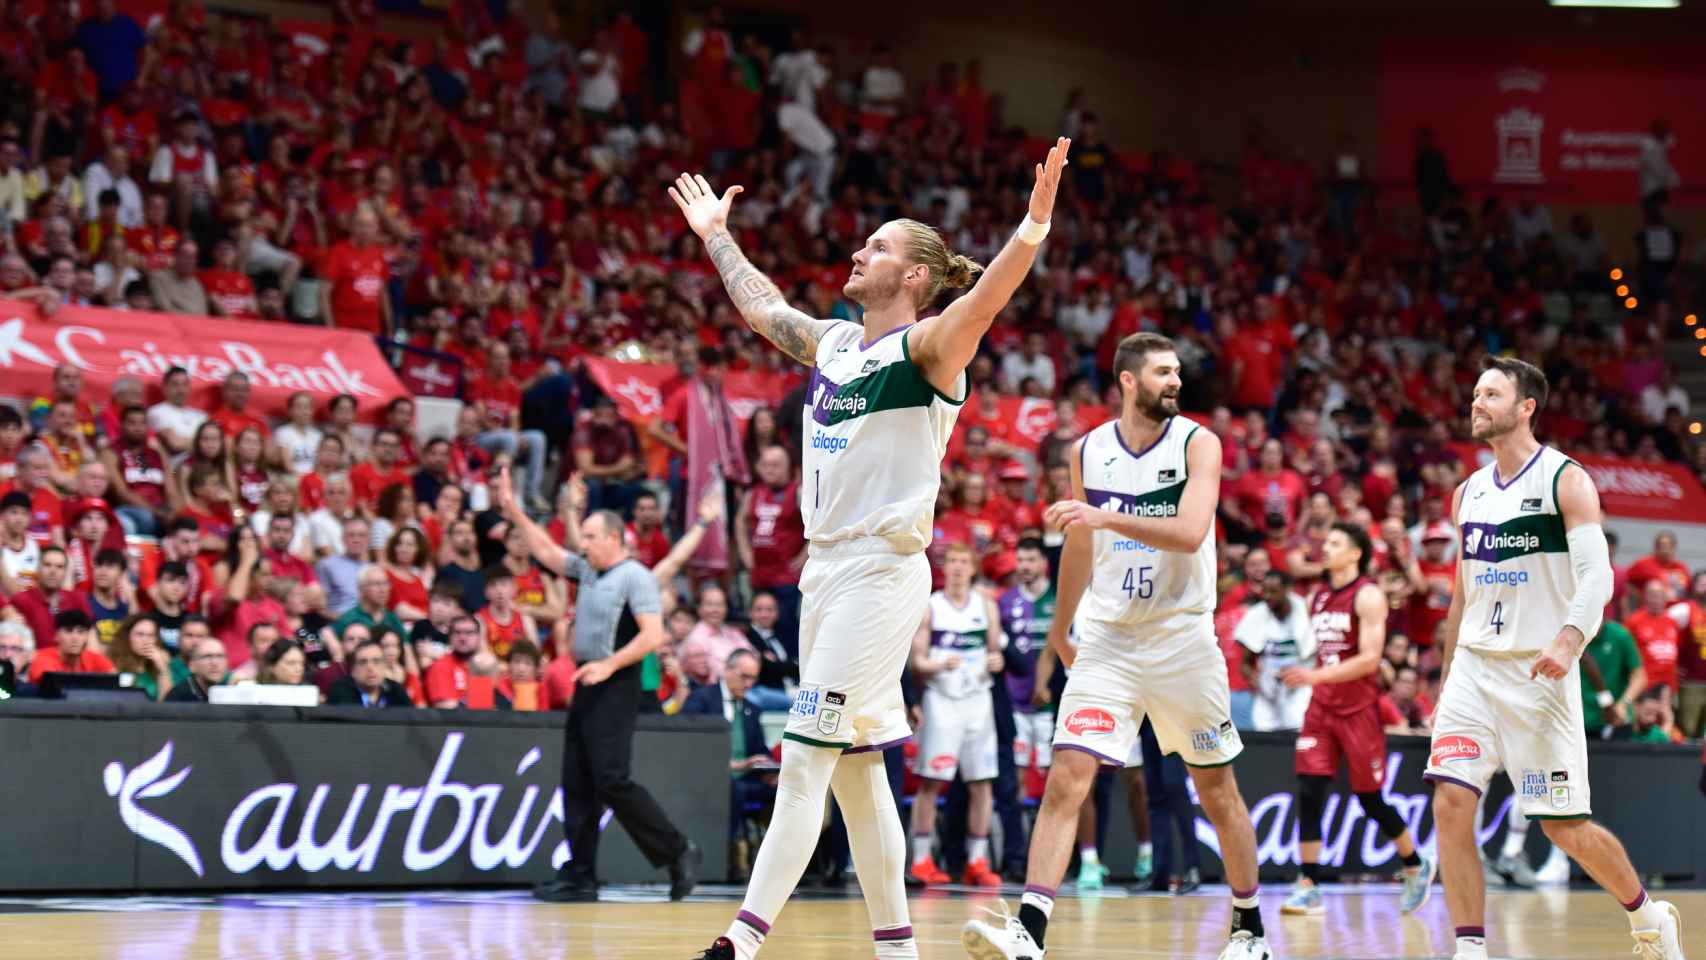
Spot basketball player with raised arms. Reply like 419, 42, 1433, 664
963, 332, 1271, 960
671, 137, 1070, 960
1277, 521, 1434, 917
1425, 356, 1684, 960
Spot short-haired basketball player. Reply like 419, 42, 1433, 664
1426, 356, 1684, 960
674, 138, 1070, 960
1278, 521, 1434, 917
908, 541, 1007, 888
963, 333, 1270, 960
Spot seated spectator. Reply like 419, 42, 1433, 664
0, 490, 42, 594
743, 589, 798, 710
209, 526, 287, 667
307, 473, 359, 559
542, 620, 578, 711
477, 566, 537, 660
281, 581, 341, 676
1626, 530, 1689, 602
424, 614, 505, 709
680, 585, 752, 686
147, 239, 208, 315
573, 396, 645, 515
297, 436, 349, 513
145, 367, 205, 456
165, 634, 229, 702
1380, 665, 1431, 735
28, 609, 115, 685
412, 439, 456, 514
499, 638, 545, 711
208, 372, 268, 440
258, 510, 316, 582
334, 564, 407, 639
315, 515, 371, 614
466, 342, 551, 513
202, 236, 258, 318
7, 546, 93, 651
86, 547, 131, 647
436, 518, 487, 614
176, 463, 237, 556
380, 527, 434, 623
682, 648, 776, 864
350, 429, 411, 514
0, 445, 64, 547
256, 638, 311, 689
0, 620, 33, 696
1621, 688, 1679, 744
377, 627, 425, 706
228, 622, 283, 683
326, 636, 413, 707
369, 481, 419, 553
272, 392, 324, 477
101, 403, 170, 536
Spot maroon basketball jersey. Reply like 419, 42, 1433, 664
1308, 576, 1379, 714
748, 481, 805, 589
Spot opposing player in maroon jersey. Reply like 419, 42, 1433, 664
1279, 522, 1434, 916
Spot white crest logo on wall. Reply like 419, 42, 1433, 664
1495, 67, 1546, 94
103, 735, 584, 878
613, 377, 664, 417
1494, 108, 1545, 185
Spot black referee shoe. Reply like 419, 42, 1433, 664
670, 841, 702, 900
693, 936, 735, 960
533, 877, 600, 902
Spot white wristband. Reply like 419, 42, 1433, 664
1016, 215, 1050, 245
1596, 690, 1614, 709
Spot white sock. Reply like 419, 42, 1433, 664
830, 752, 914, 957
1455, 936, 1488, 960
730, 741, 840, 955
1138, 841, 1154, 858
968, 835, 990, 863
911, 835, 932, 864
1020, 888, 1055, 917
1079, 846, 1100, 867
1627, 891, 1666, 931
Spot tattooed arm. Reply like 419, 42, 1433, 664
669, 172, 835, 366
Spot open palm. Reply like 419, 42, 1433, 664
669, 173, 743, 239
1029, 136, 1071, 223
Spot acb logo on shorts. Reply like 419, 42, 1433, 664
1064, 708, 1116, 736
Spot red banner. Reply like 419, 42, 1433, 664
581, 357, 793, 427
1570, 454, 1706, 524
1000, 397, 1111, 445
0, 300, 409, 418
1378, 42, 1705, 205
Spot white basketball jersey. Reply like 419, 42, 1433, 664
1077, 417, 1216, 628
927, 590, 991, 699
1457, 445, 1583, 655
801, 323, 965, 552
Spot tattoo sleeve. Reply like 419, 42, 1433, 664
703, 228, 831, 365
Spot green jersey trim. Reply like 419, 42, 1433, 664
817, 353, 939, 425
900, 328, 967, 406
1182, 424, 1200, 478
782, 732, 851, 750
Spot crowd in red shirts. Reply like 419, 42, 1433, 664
0, 1, 1699, 748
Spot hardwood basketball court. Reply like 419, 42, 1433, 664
0, 883, 1698, 958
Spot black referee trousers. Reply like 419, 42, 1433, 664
559, 664, 687, 883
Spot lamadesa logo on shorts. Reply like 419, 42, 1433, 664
810, 432, 850, 454
1472, 568, 1530, 587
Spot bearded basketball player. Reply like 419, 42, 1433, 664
1425, 356, 1684, 960
670, 137, 1070, 960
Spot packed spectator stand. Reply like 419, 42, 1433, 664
0, 0, 1703, 884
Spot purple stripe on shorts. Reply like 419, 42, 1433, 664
736, 911, 771, 936
1055, 743, 1124, 767
1023, 884, 1057, 900
1422, 772, 1483, 797
873, 926, 914, 942
846, 736, 909, 755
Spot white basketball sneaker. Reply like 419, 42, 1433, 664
1217, 930, 1273, 960
962, 900, 1045, 960
1631, 900, 1686, 960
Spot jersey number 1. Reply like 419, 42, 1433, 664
1122, 566, 1154, 600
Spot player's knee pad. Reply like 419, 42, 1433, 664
1296, 776, 1331, 843
1355, 791, 1409, 840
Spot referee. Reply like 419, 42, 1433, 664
497, 468, 700, 902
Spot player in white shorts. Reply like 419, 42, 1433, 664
1424, 356, 1684, 960
909, 542, 1007, 888
672, 138, 1070, 960
964, 333, 1270, 960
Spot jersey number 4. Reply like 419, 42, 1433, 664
1122, 566, 1154, 600
1490, 600, 1504, 635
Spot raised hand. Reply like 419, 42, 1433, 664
668, 172, 744, 240
1029, 136, 1071, 223
494, 465, 520, 518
